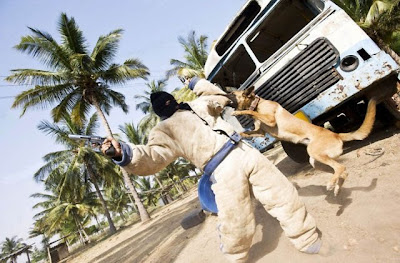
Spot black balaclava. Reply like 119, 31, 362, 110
150, 91, 179, 120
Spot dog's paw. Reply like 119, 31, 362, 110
231, 111, 239, 116
326, 182, 335, 192
333, 177, 346, 196
334, 185, 341, 196
327, 180, 343, 196
239, 132, 253, 138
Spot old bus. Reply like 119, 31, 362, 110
205, 0, 400, 162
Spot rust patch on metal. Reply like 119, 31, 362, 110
355, 81, 362, 90
384, 62, 392, 71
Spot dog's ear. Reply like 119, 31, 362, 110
243, 86, 255, 97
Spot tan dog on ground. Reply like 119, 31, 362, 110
227, 87, 377, 196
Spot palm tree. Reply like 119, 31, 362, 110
166, 31, 207, 103
166, 31, 209, 79
1, 236, 25, 263
172, 86, 197, 103
105, 186, 132, 222
31, 190, 95, 245
31, 172, 101, 245
35, 113, 119, 234
6, 13, 149, 128
133, 79, 168, 136
120, 122, 147, 144
172, 158, 200, 190
134, 177, 160, 207
30, 247, 47, 263
134, 79, 168, 114
29, 219, 50, 251
334, 0, 400, 63
156, 157, 200, 199
5, 13, 151, 223
158, 162, 185, 197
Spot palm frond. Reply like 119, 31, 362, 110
5, 69, 64, 86
101, 88, 129, 113
58, 13, 88, 54
84, 113, 100, 135
100, 59, 149, 84
167, 30, 208, 79
135, 101, 150, 114
50, 90, 83, 122
37, 120, 72, 146
91, 29, 123, 70
11, 83, 75, 116
13, 28, 71, 70
119, 122, 145, 144
70, 97, 92, 126
138, 113, 159, 137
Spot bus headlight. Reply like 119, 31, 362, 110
340, 55, 359, 72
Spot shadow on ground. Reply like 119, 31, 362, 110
294, 178, 378, 216
88, 197, 204, 263
248, 202, 283, 262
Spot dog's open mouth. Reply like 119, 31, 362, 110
224, 93, 238, 109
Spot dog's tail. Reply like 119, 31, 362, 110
338, 98, 377, 142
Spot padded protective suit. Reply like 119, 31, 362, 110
116, 79, 319, 262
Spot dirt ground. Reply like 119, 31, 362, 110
65, 125, 400, 263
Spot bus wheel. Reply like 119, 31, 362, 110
281, 141, 310, 163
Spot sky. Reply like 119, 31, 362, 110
0, 0, 247, 258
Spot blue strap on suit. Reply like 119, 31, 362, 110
198, 132, 241, 213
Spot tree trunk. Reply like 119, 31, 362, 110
26, 250, 31, 263
65, 239, 71, 250
76, 227, 85, 245
92, 97, 150, 222
122, 171, 151, 222
94, 214, 105, 233
92, 98, 114, 138
126, 186, 138, 212
154, 173, 171, 204
79, 223, 90, 242
167, 173, 183, 195
86, 164, 117, 234
171, 165, 186, 193
72, 213, 89, 244
180, 181, 188, 192
119, 212, 126, 221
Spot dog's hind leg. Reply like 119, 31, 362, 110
308, 146, 347, 196
314, 155, 347, 196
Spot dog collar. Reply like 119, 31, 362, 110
249, 95, 260, 111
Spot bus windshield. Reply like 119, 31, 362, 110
209, 0, 324, 89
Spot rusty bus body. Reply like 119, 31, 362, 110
205, 0, 399, 159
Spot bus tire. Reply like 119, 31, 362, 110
281, 141, 310, 163
382, 97, 400, 122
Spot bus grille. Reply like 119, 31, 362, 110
237, 37, 342, 129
